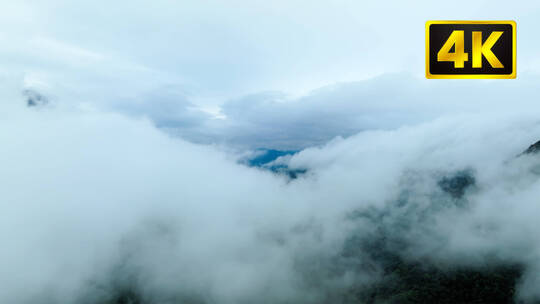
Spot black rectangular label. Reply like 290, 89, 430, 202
426, 21, 516, 79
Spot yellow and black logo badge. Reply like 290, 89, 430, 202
426, 21, 516, 79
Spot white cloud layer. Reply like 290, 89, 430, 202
3, 79, 540, 302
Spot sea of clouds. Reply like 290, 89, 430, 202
3, 1, 540, 303
3, 75, 540, 303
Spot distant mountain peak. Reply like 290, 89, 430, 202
524, 140, 540, 155
22, 89, 49, 108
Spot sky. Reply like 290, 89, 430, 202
3, 0, 540, 133
3, 1, 540, 303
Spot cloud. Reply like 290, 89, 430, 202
3, 78, 540, 302
5, 0, 540, 104
13, 69, 540, 151
130, 73, 540, 150
5, 1, 540, 302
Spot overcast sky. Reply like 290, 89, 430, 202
3, 0, 540, 140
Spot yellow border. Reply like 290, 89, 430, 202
425, 20, 516, 79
